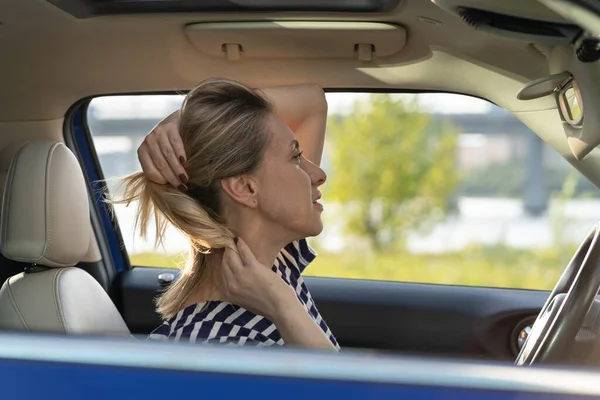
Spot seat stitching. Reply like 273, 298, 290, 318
1, 145, 23, 260
52, 269, 66, 332
4, 279, 29, 331
43, 144, 57, 262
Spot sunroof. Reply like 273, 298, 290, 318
48, 0, 402, 18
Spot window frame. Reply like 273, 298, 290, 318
74, 88, 572, 293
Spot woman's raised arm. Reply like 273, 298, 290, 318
259, 84, 328, 166
137, 83, 328, 188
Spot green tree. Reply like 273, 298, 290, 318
325, 94, 458, 251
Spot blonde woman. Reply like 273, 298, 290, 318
119, 78, 339, 351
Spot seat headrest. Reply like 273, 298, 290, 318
0, 141, 91, 268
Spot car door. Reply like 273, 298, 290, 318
73, 90, 586, 361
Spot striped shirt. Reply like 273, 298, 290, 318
148, 239, 340, 350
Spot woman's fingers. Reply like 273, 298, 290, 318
221, 252, 235, 284
166, 123, 188, 165
222, 248, 245, 276
235, 237, 259, 267
221, 240, 289, 321
137, 142, 167, 185
158, 130, 188, 185
137, 110, 187, 188
144, 132, 183, 189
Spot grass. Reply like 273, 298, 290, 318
129, 243, 575, 291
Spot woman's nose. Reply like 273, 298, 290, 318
305, 159, 327, 186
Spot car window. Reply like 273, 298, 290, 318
87, 92, 597, 290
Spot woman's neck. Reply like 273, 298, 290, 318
234, 211, 290, 266
238, 234, 282, 267
183, 233, 285, 309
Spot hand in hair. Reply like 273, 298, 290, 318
137, 110, 188, 190
137, 83, 327, 191
222, 238, 337, 351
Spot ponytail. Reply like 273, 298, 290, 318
109, 172, 235, 319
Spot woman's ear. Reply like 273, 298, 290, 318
220, 176, 258, 208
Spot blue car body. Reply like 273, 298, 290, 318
1, 332, 599, 399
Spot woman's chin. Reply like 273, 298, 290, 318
285, 217, 324, 242
307, 220, 324, 237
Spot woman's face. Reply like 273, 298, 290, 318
253, 114, 327, 240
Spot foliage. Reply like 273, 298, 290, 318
304, 245, 568, 290
130, 244, 571, 291
324, 94, 459, 251
548, 169, 587, 266
128, 252, 182, 269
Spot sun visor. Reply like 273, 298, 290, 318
517, 62, 600, 161
516, 71, 572, 101
184, 22, 407, 61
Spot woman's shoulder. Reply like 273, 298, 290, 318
147, 301, 227, 340
148, 301, 283, 347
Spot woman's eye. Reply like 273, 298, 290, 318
294, 150, 304, 161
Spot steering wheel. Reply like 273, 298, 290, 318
515, 223, 600, 366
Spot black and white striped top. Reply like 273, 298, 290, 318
148, 239, 340, 350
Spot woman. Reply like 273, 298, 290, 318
118, 78, 339, 351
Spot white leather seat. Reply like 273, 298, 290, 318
0, 141, 130, 336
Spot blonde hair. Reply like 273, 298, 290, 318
111, 78, 273, 319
